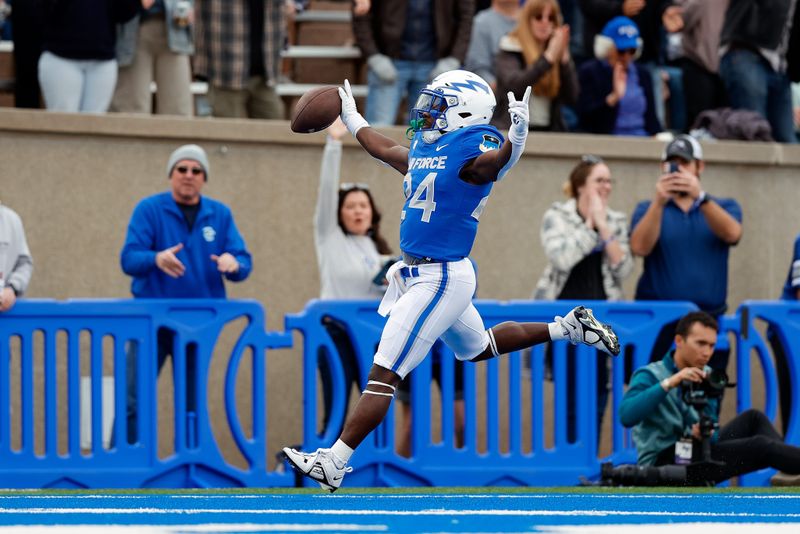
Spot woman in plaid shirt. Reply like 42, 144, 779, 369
533, 154, 633, 445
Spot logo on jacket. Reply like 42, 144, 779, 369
202, 226, 216, 242
479, 134, 501, 153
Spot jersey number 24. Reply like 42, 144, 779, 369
402, 172, 488, 223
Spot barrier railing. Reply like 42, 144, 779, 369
1, 299, 798, 487
286, 300, 702, 486
0, 299, 293, 488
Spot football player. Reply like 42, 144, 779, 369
284, 70, 620, 491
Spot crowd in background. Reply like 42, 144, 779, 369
2, 0, 800, 486
1, 0, 800, 142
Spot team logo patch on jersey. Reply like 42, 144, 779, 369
479, 134, 501, 153
202, 226, 216, 242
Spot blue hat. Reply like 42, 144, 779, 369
601, 16, 641, 50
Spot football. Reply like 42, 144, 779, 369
290, 85, 341, 133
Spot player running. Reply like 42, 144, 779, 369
284, 70, 620, 491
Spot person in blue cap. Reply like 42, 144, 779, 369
575, 15, 660, 136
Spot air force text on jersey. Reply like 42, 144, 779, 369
408, 155, 448, 170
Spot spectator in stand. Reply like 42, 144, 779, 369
533, 155, 633, 444
464, 0, 520, 91
194, 0, 285, 119
719, 0, 800, 144
10, 0, 43, 108
620, 311, 800, 485
352, 0, 475, 126
578, 0, 685, 131
492, 0, 578, 132
576, 16, 660, 136
630, 135, 742, 382
111, 0, 195, 116
670, 0, 728, 132
314, 119, 394, 438
38, 0, 139, 113
0, 202, 33, 313
119, 144, 252, 443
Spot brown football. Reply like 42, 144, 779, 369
290, 85, 341, 133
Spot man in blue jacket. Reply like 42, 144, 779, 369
620, 311, 800, 485
119, 143, 252, 443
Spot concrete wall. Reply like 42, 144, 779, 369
2, 109, 799, 466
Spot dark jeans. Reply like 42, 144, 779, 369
11, 0, 43, 108
719, 47, 796, 143
122, 328, 197, 445
655, 409, 800, 485
317, 317, 361, 438
675, 57, 727, 132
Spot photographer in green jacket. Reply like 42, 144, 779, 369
620, 311, 800, 485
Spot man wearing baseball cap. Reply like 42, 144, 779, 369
118, 143, 252, 444
629, 134, 743, 384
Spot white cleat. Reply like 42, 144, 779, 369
282, 447, 352, 492
556, 306, 621, 356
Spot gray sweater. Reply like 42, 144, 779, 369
0, 204, 33, 296
463, 7, 518, 87
314, 139, 388, 300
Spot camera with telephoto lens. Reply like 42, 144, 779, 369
593, 370, 736, 487
682, 368, 734, 405
598, 462, 687, 487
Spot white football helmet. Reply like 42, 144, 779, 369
410, 70, 496, 142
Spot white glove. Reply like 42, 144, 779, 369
338, 79, 369, 137
430, 56, 460, 79
507, 86, 531, 146
367, 54, 397, 83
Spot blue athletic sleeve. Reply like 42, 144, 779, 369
120, 200, 158, 277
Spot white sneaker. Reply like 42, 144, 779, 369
556, 306, 620, 356
282, 447, 352, 492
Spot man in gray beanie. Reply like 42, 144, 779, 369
118, 143, 252, 443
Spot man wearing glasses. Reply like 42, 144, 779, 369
118, 143, 252, 444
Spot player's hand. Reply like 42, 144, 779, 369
156, 243, 186, 278
0, 286, 17, 312
211, 252, 240, 274
507, 86, 531, 145
338, 79, 369, 136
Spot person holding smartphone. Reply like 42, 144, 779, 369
629, 134, 743, 381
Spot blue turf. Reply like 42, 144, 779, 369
0, 493, 798, 531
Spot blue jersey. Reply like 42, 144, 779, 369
400, 125, 504, 261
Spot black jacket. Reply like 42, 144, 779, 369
720, 0, 800, 81
576, 60, 661, 135
43, 0, 139, 60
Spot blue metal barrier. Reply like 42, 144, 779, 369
2, 299, 797, 488
285, 300, 699, 486
0, 299, 293, 489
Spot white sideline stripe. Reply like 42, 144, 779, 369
7, 494, 800, 500
0, 527, 374, 533
1, 508, 800, 518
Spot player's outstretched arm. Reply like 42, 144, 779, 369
338, 80, 409, 174
461, 86, 531, 184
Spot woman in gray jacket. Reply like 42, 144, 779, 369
533, 155, 633, 447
